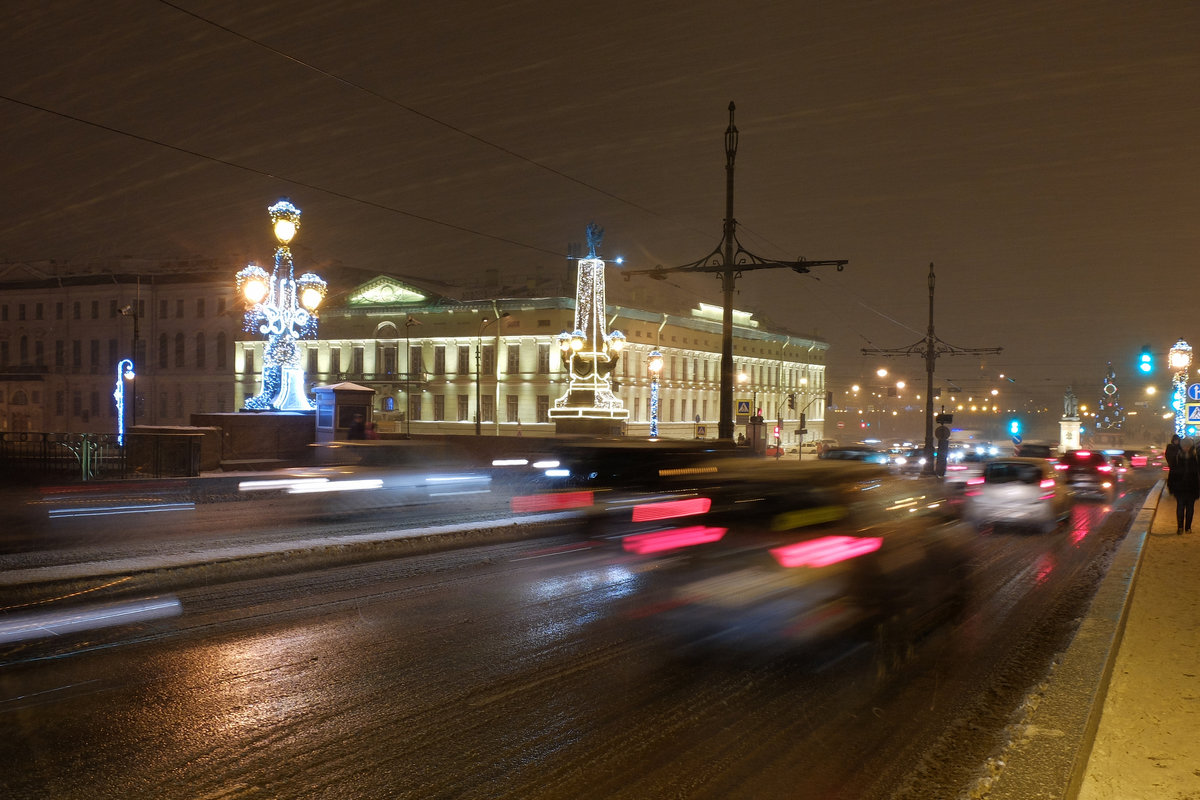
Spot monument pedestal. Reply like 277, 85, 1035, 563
1060, 416, 1081, 453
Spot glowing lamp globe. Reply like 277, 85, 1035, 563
124, 366, 136, 380
273, 218, 296, 244
648, 352, 664, 373
243, 278, 268, 304
301, 287, 323, 310
570, 331, 585, 351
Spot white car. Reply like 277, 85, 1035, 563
963, 457, 1073, 533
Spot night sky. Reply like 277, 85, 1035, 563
3, 1, 1198, 411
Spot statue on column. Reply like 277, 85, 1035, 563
1063, 386, 1079, 419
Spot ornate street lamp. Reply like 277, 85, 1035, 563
1169, 337, 1192, 438
113, 358, 135, 445
237, 198, 327, 411
648, 350, 663, 438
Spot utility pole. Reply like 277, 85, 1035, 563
862, 263, 1002, 475
624, 102, 847, 441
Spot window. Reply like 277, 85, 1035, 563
482, 344, 495, 375
481, 395, 494, 423
216, 333, 227, 368
159, 300, 168, 319
176, 299, 184, 319
55, 302, 63, 320
72, 301, 81, 320
90, 390, 100, 418
409, 345, 424, 375
433, 395, 445, 421
433, 345, 446, 375
196, 298, 205, 318
329, 348, 341, 374
217, 298, 226, 316
506, 395, 519, 423
34, 341, 44, 366
195, 333, 206, 368
307, 348, 318, 375
108, 339, 117, 366
91, 300, 99, 319
245, 350, 255, 375
72, 391, 82, 417
408, 393, 421, 421
158, 333, 169, 368
538, 344, 550, 374
90, 340, 100, 371
352, 346, 364, 374
669, 398, 676, 422
55, 340, 64, 368
536, 395, 550, 424
0, 341, 7, 367
457, 345, 470, 374
507, 343, 521, 375
175, 332, 185, 368
19, 336, 28, 363
35, 303, 43, 320
18, 304, 26, 321
72, 340, 81, 369
110, 300, 118, 318
457, 394, 469, 422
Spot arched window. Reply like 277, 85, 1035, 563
195, 332, 206, 368
159, 333, 169, 369
174, 333, 185, 368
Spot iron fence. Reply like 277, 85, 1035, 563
0, 431, 201, 483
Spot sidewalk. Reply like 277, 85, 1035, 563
1075, 486, 1200, 799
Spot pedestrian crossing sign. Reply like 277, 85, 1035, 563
1188, 405, 1200, 422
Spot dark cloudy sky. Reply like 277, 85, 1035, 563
3, 0, 1198, 409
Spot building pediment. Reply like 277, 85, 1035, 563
346, 276, 434, 307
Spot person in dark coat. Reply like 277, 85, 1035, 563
1165, 434, 1182, 469
347, 413, 366, 440
1167, 437, 1200, 534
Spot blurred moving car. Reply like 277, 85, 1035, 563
614, 461, 976, 660
1116, 449, 1148, 469
818, 446, 890, 465
943, 450, 990, 492
1013, 442, 1055, 460
963, 457, 1073, 533
1057, 449, 1120, 501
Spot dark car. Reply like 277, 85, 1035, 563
818, 446, 890, 465
613, 460, 976, 665
1058, 449, 1120, 501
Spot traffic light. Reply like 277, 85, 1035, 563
1139, 345, 1153, 374
1009, 418, 1021, 436
788, 393, 796, 410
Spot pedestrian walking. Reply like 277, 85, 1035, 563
1167, 436, 1200, 534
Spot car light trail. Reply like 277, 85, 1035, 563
48, 502, 195, 519
510, 491, 595, 513
770, 536, 884, 568
631, 497, 711, 522
0, 596, 182, 644
621, 525, 727, 554
286, 479, 384, 494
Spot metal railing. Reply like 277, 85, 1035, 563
0, 431, 202, 483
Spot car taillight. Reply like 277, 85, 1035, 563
631, 497, 712, 522
966, 477, 985, 486
622, 525, 727, 554
510, 491, 595, 513
1054, 463, 1069, 471
770, 536, 883, 568
1097, 465, 1113, 473
1040, 479, 1055, 489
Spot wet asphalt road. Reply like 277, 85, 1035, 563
0, 475, 1151, 799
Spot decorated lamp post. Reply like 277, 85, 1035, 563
548, 223, 629, 433
1169, 338, 1192, 438
113, 358, 135, 445
237, 198, 327, 411
648, 350, 663, 438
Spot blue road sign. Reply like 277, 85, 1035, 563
1188, 405, 1200, 422
1188, 384, 1200, 402
1012, 434, 1022, 445
736, 400, 751, 415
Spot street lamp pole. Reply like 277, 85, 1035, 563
405, 316, 420, 438
1169, 338, 1192, 438
648, 350, 663, 437
113, 358, 135, 445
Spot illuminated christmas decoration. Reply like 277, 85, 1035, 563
1169, 338, 1192, 438
237, 198, 328, 411
113, 358, 134, 445
548, 223, 629, 428
1097, 362, 1124, 431
648, 350, 663, 438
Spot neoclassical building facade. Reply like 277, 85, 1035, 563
234, 276, 831, 443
